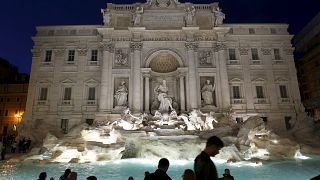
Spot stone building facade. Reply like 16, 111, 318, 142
295, 12, 320, 122
24, 0, 302, 134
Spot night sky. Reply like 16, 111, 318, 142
0, 0, 319, 74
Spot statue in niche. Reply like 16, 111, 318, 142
185, 6, 196, 26
133, 6, 144, 26
201, 79, 215, 106
115, 49, 128, 66
199, 51, 212, 65
154, 80, 174, 113
101, 9, 112, 26
114, 81, 128, 107
212, 7, 225, 26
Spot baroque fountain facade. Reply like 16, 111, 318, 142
17, 0, 320, 164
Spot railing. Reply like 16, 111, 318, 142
251, 60, 261, 65
88, 61, 98, 65
86, 100, 97, 105
232, 98, 245, 104
229, 60, 240, 65
62, 100, 72, 105
280, 98, 290, 103
37, 100, 47, 105
273, 60, 285, 64
41, 62, 52, 66
256, 98, 267, 104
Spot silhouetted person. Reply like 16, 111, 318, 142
38, 172, 47, 180
87, 176, 97, 180
68, 171, 77, 180
222, 169, 234, 180
146, 158, 172, 180
182, 169, 196, 180
59, 169, 71, 180
194, 136, 224, 180
128, 176, 134, 180
310, 174, 320, 180
144, 171, 150, 180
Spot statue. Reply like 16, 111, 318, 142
201, 79, 215, 106
212, 7, 225, 26
114, 81, 128, 107
185, 6, 195, 26
133, 6, 144, 26
101, 9, 112, 26
154, 80, 174, 113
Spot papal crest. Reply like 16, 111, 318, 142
156, 0, 171, 8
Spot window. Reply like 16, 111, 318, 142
39, 88, 48, 100
88, 87, 95, 100
5, 110, 8, 116
229, 49, 236, 60
91, 50, 98, 61
68, 50, 75, 62
270, 28, 277, 34
279, 85, 288, 98
45, 50, 52, 62
274, 49, 281, 60
0, 98, 3, 102
232, 86, 241, 99
256, 86, 264, 98
17, 97, 20, 102
7, 98, 10, 102
251, 48, 259, 60
249, 28, 255, 34
64, 87, 72, 100
61, 119, 69, 133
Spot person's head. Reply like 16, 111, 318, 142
182, 169, 195, 180
121, 81, 125, 85
224, 169, 231, 176
204, 136, 224, 157
63, 169, 71, 176
206, 79, 210, 84
158, 158, 170, 172
144, 171, 150, 177
128, 176, 134, 180
38, 172, 47, 180
162, 80, 166, 85
86, 176, 97, 180
68, 172, 77, 180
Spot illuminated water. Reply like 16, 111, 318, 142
1, 157, 320, 180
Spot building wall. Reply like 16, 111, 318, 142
24, 1, 302, 134
295, 13, 320, 121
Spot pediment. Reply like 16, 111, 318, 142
275, 77, 289, 82
229, 78, 243, 82
84, 78, 99, 84
252, 78, 266, 82
60, 78, 75, 84
38, 79, 52, 84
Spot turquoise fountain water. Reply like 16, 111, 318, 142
1, 156, 320, 180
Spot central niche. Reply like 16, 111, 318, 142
149, 53, 179, 73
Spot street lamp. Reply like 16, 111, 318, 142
15, 113, 22, 124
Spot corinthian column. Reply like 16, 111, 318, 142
99, 41, 114, 112
185, 41, 198, 110
214, 41, 230, 109
143, 73, 150, 113
130, 42, 143, 113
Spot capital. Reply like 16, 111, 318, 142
212, 42, 226, 52
99, 41, 115, 52
185, 42, 198, 51
239, 48, 249, 55
130, 42, 143, 51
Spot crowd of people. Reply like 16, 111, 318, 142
35, 136, 236, 180
0, 135, 32, 161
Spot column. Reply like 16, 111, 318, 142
214, 41, 230, 109
185, 42, 198, 110
130, 42, 143, 113
99, 42, 114, 112
179, 74, 186, 112
144, 74, 150, 113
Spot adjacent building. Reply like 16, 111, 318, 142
24, 0, 302, 135
0, 58, 29, 136
295, 12, 320, 122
